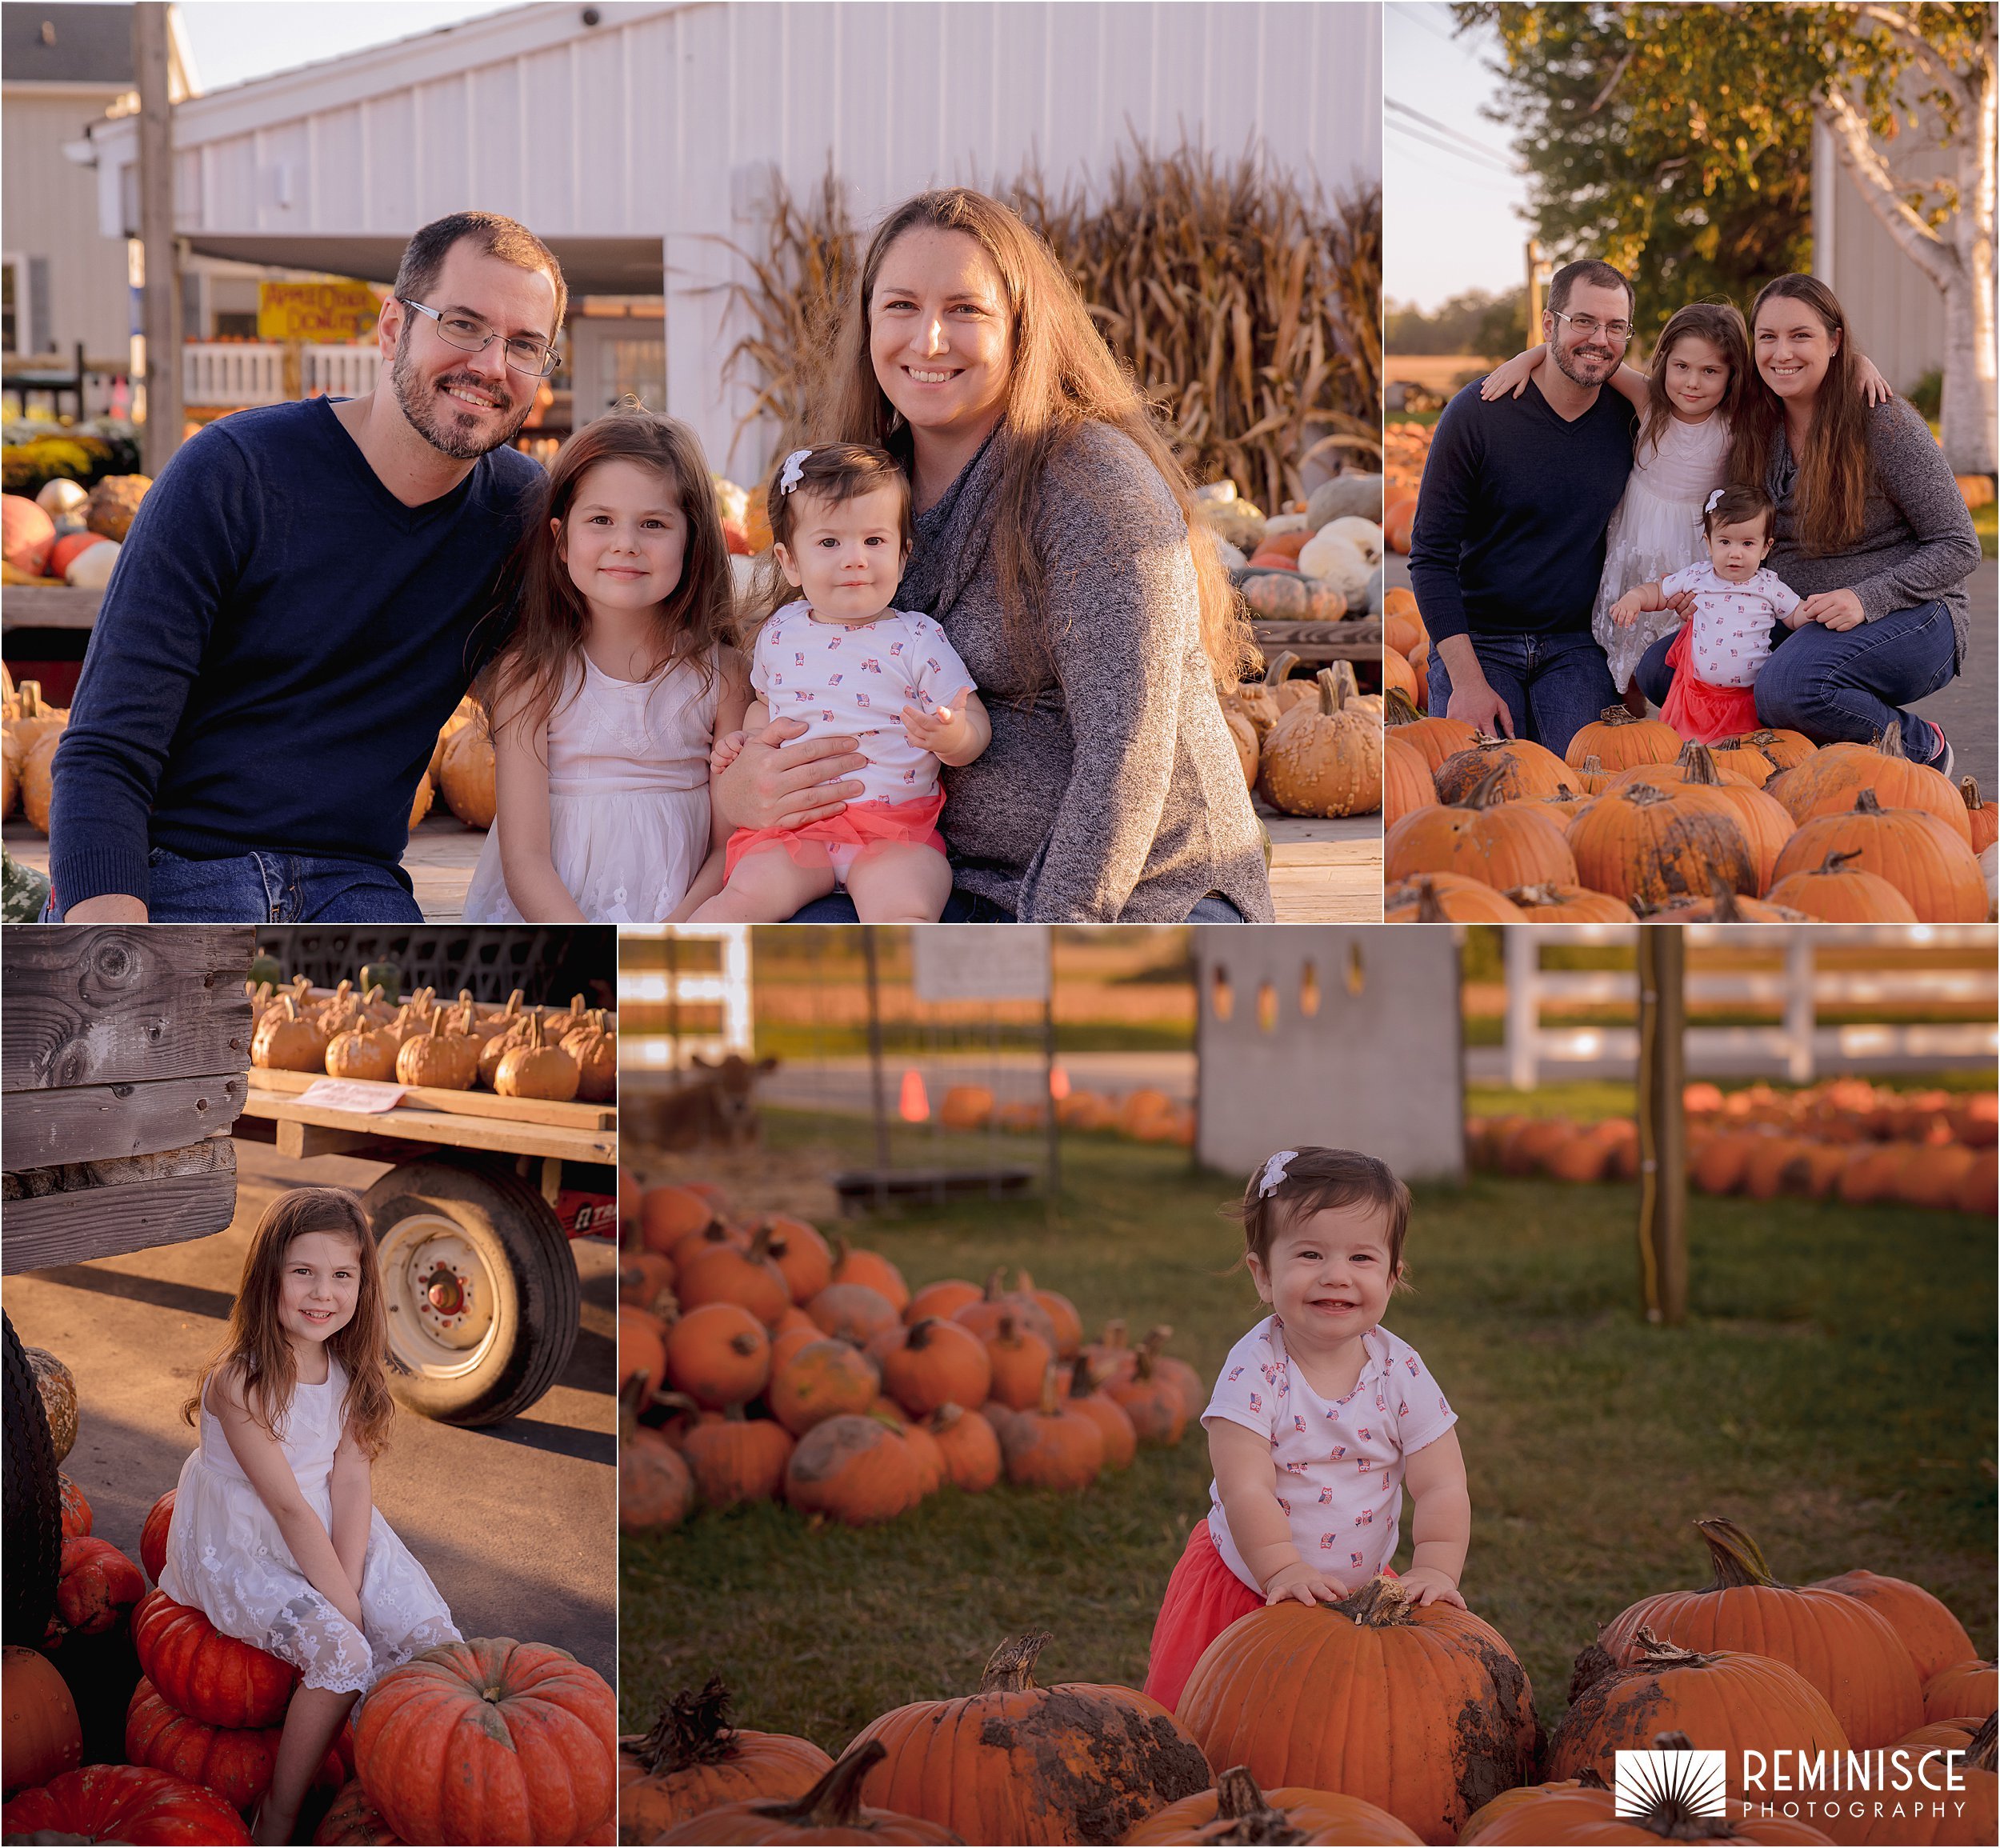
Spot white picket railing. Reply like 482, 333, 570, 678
1499, 926, 1998, 1087
182, 342, 380, 408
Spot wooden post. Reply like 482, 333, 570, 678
134, 2, 182, 473
1526, 238, 1545, 339
1042, 972, 1061, 1215
862, 927, 890, 1210
1635, 927, 1688, 1326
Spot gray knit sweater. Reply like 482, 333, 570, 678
897, 422, 1274, 922
1765, 396, 1981, 668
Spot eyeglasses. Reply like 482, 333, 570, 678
398, 299, 559, 378
1549, 306, 1633, 345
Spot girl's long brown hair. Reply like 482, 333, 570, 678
814, 188, 1255, 688
1639, 302, 1753, 482
478, 411, 737, 744
1738, 274, 1872, 554
185, 1187, 394, 1458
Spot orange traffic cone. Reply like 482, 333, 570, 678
1049, 1065, 1071, 1100
898, 1069, 930, 1122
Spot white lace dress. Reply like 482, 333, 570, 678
1590, 413, 1731, 691
462, 650, 719, 923
158, 1364, 459, 1695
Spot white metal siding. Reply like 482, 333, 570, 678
3, 86, 134, 359
99, 1, 1376, 475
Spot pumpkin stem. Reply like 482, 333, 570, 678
750, 1739, 886, 1829
1461, 763, 1513, 812
1705, 878, 1744, 922
1202, 1767, 1310, 1844
1874, 725, 1907, 761
1039, 1363, 1062, 1417
1626, 1625, 1713, 1673
978, 1632, 1051, 1693
1678, 742, 1724, 786
1818, 850, 1866, 876
1069, 1353, 1096, 1398
929, 1403, 964, 1434
1331, 1574, 1414, 1629
1853, 789, 1884, 814
1595, 704, 1642, 726
637, 1674, 741, 1772
1214, 1767, 1270, 1821
746, 1224, 773, 1263
1694, 1517, 1784, 1590
1622, 782, 1673, 808
1970, 1711, 1997, 1773
1962, 776, 1985, 811
982, 1266, 1008, 1300
1317, 663, 1358, 714
1384, 686, 1422, 726
1262, 650, 1300, 690
1415, 877, 1449, 923
906, 1318, 936, 1351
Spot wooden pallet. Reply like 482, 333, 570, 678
240, 1070, 615, 1164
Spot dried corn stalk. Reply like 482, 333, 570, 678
708, 142, 1382, 506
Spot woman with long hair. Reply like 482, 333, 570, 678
1630, 274, 1979, 766
713, 187, 1274, 922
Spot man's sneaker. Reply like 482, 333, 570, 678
1926, 720, 1955, 780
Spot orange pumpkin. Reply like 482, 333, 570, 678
123, 1676, 346, 1812
1566, 784, 1755, 910
1381, 646, 1418, 703
1623, 743, 1798, 894
649, 1738, 959, 1845
1505, 882, 1639, 922
807, 1283, 902, 1348
1385, 763, 1578, 890
768, 1339, 878, 1436
663, 1303, 771, 1410
1922, 1661, 1998, 1724
353, 1638, 615, 1846
2, 1643, 82, 1798
1565, 705, 1683, 772
1385, 602, 1426, 661
130, 1589, 296, 1728
618, 1678, 829, 1835
620, 1426, 697, 1532
1458, 1752, 1834, 1843
1710, 729, 1815, 788
874, 1318, 992, 1418
1766, 850, 1918, 922
1015, 1270, 1082, 1359
851, 1634, 1210, 1843
1385, 494, 1418, 554
904, 1278, 983, 1325
760, 1216, 834, 1306
677, 1226, 791, 1328
641, 1185, 717, 1254
1960, 778, 1998, 855
1768, 794, 1987, 923
1176, 1578, 1539, 1844
830, 1238, 910, 1314
618, 1306, 669, 1399
927, 1404, 1002, 1492
1549, 1628, 1849, 1786
1822, 1711, 1995, 1844
1596, 1518, 1923, 1748
1433, 735, 1578, 805
1383, 732, 1437, 830
1126, 1764, 1423, 1845
1105, 1344, 1190, 1446
1769, 731, 1973, 845
680, 1410, 794, 1510
1383, 872, 1529, 922
1000, 1366, 1106, 1490
1382, 688, 1478, 774
0, 1763, 251, 1846
782, 1414, 923, 1525
1643, 882, 1813, 923
1257, 665, 1382, 818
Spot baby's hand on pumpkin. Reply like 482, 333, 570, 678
1396, 1566, 1466, 1610
1262, 1562, 1346, 1608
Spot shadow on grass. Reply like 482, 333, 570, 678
620, 1114, 1995, 1746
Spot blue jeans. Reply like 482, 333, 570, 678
1426, 630, 1618, 762
46, 846, 426, 922
786, 888, 1249, 923
1630, 601, 1956, 760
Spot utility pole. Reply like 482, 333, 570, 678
1635, 928, 1688, 1326
134, 2, 182, 474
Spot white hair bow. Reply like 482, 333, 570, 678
778, 448, 812, 494
1705, 488, 1726, 513
1258, 1150, 1298, 1198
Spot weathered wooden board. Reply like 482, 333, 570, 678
2, 1136, 238, 1273
4, 1070, 247, 1170
246, 1067, 615, 1130
238, 1093, 616, 1165
2, 585, 104, 632
2, 926, 255, 1093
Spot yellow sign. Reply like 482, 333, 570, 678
257, 282, 381, 342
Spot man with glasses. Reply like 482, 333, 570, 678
46, 212, 564, 921
1407, 260, 1638, 759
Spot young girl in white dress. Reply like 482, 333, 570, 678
160, 1188, 458, 1845
462, 410, 748, 922
1484, 303, 1888, 708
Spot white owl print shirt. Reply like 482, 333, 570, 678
1203, 1315, 1457, 1596
1658, 561, 1802, 688
750, 602, 977, 806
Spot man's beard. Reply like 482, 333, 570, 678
1550, 338, 1618, 390
390, 332, 532, 461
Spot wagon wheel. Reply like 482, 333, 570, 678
361, 1157, 578, 1428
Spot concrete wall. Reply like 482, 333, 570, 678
1194, 929, 1465, 1186
3, 85, 133, 358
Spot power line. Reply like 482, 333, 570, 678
1386, 117, 1522, 183
1386, 97, 1517, 170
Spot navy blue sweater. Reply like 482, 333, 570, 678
1406, 376, 1637, 645
49, 400, 541, 908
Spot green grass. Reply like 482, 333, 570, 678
753, 1022, 1194, 1062
620, 1115, 1996, 1746
1973, 497, 1996, 562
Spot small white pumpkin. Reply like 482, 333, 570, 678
65, 538, 120, 590
1296, 530, 1373, 605
36, 479, 87, 517
1322, 516, 1384, 569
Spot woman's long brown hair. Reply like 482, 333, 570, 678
812, 188, 1255, 688
1738, 274, 1872, 554
185, 1187, 395, 1458
1638, 302, 1753, 481
478, 411, 737, 745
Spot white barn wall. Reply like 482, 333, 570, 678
100, 1, 1378, 477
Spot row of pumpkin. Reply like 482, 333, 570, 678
618, 1181, 1200, 1533
4, 1350, 616, 1845
618, 1518, 1995, 1844
246, 973, 615, 1103
1381, 646, 1997, 922
935, 1083, 1196, 1146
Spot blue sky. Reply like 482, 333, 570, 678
177, 1, 504, 94
1384, 2, 1531, 309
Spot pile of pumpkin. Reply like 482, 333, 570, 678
2, 670, 68, 833
1468, 1081, 1997, 1215
1384, 689, 1996, 923
618, 1517, 1994, 1845
618, 1180, 1201, 1534
938, 1082, 1196, 1146
1219, 653, 1383, 818
248, 971, 615, 1104
2, 474, 148, 590
1382, 418, 1430, 554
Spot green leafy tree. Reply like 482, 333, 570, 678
1456, 2, 1995, 472
1386, 286, 1528, 354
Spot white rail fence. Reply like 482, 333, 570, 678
1499, 926, 1998, 1088
618, 925, 752, 1073
182, 343, 380, 408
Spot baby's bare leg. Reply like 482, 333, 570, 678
844, 842, 954, 922
687, 843, 837, 922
